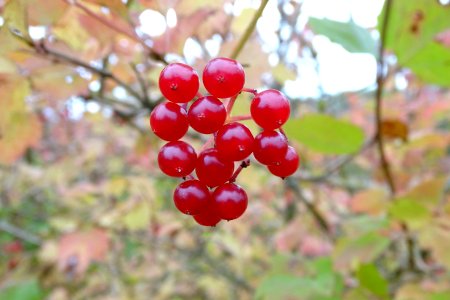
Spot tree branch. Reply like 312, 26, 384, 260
230, 0, 269, 59
65, 0, 167, 64
0, 220, 41, 245
13, 32, 144, 101
375, 0, 396, 195
284, 178, 332, 237
296, 137, 375, 183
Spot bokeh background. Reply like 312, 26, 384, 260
1, 0, 450, 299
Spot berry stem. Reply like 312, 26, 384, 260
279, 127, 286, 137
228, 159, 251, 183
183, 174, 195, 181
200, 135, 215, 152
241, 88, 257, 95
229, 115, 252, 122
226, 94, 238, 115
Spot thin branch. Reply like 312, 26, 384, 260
284, 178, 332, 237
13, 32, 144, 101
64, 0, 167, 64
375, 0, 396, 195
130, 63, 153, 109
229, 0, 269, 59
0, 220, 41, 245
296, 137, 375, 182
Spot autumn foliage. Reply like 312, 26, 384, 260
0, 0, 450, 299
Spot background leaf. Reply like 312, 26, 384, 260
284, 114, 365, 154
308, 17, 376, 55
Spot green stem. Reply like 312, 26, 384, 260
229, 0, 269, 60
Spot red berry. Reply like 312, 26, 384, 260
173, 180, 210, 215
158, 141, 197, 177
188, 96, 227, 134
202, 57, 245, 98
253, 130, 288, 165
150, 102, 188, 141
251, 89, 290, 130
193, 201, 222, 227
268, 146, 299, 178
159, 63, 199, 103
212, 183, 248, 220
216, 122, 254, 161
196, 148, 234, 187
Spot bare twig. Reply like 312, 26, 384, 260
130, 63, 153, 109
13, 32, 144, 101
64, 0, 167, 64
284, 178, 332, 237
375, 0, 396, 195
230, 0, 269, 59
296, 137, 375, 182
0, 220, 41, 245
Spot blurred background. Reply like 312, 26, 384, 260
1, 0, 450, 299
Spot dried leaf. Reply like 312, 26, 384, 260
381, 119, 409, 141
58, 228, 109, 275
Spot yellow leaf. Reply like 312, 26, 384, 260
3, 0, 28, 35
53, 8, 91, 51
272, 64, 297, 83
350, 189, 388, 215
122, 200, 151, 230
0, 75, 42, 164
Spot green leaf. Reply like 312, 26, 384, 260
356, 264, 389, 298
284, 114, 365, 154
334, 232, 390, 270
382, 0, 450, 86
257, 257, 344, 300
308, 17, 376, 55
0, 279, 45, 300
389, 198, 431, 229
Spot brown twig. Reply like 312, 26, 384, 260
13, 32, 144, 101
284, 178, 332, 237
296, 137, 375, 183
375, 0, 396, 195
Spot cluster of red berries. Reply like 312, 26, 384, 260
150, 58, 299, 227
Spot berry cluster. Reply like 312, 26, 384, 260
150, 58, 300, 227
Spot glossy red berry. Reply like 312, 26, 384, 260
253, 130, 288, 165
173, 180, 210, 215
202, 57, 245, 98
268, 146, 299, 178
193, 201, 222, 227
212, 183, 248, 220
150, 102, 188, 141
188, 96, 227, 134
251, 89, 290, 130
159, 63, 199, 103
216, 122, 254, 161
158, 141, 197, 177
196, 148, 234, 187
